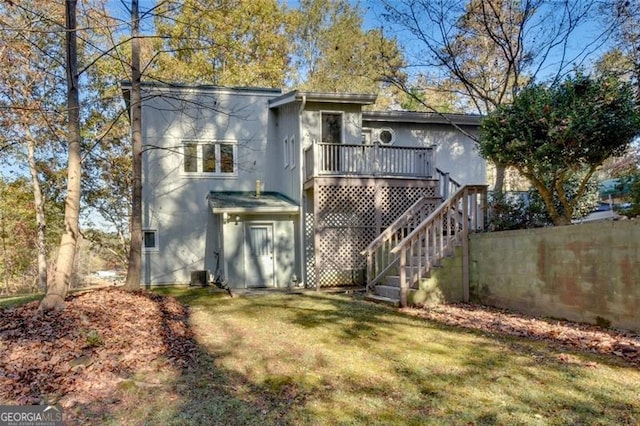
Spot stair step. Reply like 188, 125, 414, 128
364, 293, 400, 307
384, 270, 433, 287
374, 284, 400, 299
384, 276, 401, 287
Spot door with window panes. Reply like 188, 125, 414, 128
321, 112, 342, 172
245, 223, 275, 287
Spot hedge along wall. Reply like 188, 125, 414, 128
469, 220, 640, 332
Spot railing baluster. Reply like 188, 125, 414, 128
308, 143, 436, 178
399, 245, 407, 307
363, 185, 487, 297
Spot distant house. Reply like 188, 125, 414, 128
122, 83, 486, 299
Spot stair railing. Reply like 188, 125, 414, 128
392, 185, 487, 307
361, 196, 438, 291
435, 168, 462, 200
363, 185, 487, 305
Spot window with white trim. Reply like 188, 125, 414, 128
182, 141, 237, 175
142, 229, 158, 251
378, 128, 395, 145
283, 137, 289, 169
289, 136, 296, 168
362, 128, 372, 145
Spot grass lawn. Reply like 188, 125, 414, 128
117, 287, 640, 425
0, 293, 43, 308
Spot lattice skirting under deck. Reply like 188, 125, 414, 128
304, 178, 440, 288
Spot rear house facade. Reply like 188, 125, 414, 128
123, 83, 486, 294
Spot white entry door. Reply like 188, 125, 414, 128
245, 224, 275, 287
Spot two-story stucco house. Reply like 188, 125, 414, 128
123, 82, 486, 303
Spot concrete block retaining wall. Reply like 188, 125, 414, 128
469, 220, 640, 331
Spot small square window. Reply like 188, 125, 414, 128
143, 230, 157, 250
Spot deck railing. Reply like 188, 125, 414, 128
304, 142, 434, 180
435, 167, 462, 200
363, 185, 487, 306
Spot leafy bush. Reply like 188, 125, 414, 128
488, 174, 600, 231
615, 172, 640, 217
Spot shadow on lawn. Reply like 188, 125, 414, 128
66, 288, 639, 425
105, 291, 312, 424
234, 292, 639, 424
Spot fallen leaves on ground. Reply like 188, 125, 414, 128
403, 303, 640, 366
1, 290, 639, 424
0, 288, 199, 420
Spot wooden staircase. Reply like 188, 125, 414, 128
362, 185, 488, 307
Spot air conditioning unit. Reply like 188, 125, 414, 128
190, 270, 209, 286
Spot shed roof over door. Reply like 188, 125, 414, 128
208, 191, 299, 214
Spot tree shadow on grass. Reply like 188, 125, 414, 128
208, 291, 640, 424
9, 288, 633, 424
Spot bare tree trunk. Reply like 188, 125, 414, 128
493, 163, 506, 198
26, 132, 47, 292
1, 208, 7, 294
125, 0, 142, 291
40, 0, 80, 312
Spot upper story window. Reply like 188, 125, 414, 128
289, 136, 296, 168
182, 141, 237, 176
321, 112, 342, 144
283, 137, 289, 169
378, 128, 396, 145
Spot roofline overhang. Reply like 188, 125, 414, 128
208, 191, 300, 215
363, 111, 482, 126
269, 90, 377, 109
211, 206, 300, 215
120, 80, 282, 95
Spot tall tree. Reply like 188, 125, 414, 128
125, 0, 142, 290
290, 0, 406, 101
152, 0, 291, 87
480, 73, 640, 225
40, 0, 81, 311
77, 0, 133, 262
381, 0, 617, 194
0, 0, 66, 293
600, 0, 640, 101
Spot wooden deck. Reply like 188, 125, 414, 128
304, 142, 434, 181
